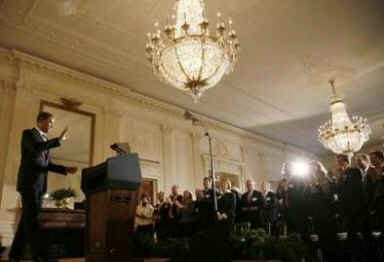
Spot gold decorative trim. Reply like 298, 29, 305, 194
60, 97, 83, 109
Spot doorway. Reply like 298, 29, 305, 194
139, 178, 157, 204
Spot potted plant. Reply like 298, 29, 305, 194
50, 188, 76, 209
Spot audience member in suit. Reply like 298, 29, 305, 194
307, 161, 331, 229
277, 163, 308, 235
336, 154, 365, 234
178, 190, 197, 237
154, 191, 165, 237
262, 181, 279, 235
231, 186, 242, 222
189, 178, 235, 262
335, 154, 368, 262
9, 112, 78, 262
197, 177, 216, 230
202, 176, 213, 198
305, 161, 336, 254
168, 185, 183, 237
154, 191, 165, 217
155, 196, 173, 239
370, 151, 384, 231
239, 179, 265, 229
355, 154, 379, 235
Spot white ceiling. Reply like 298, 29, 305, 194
1, 0, 384, 156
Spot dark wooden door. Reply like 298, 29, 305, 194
140, 178, 155, 204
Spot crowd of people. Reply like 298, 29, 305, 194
135, 176, 276, 239
135, 150, 384, 261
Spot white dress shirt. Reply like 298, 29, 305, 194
35, 126, 47, 141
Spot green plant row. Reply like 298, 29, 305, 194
135, 228, 309, 262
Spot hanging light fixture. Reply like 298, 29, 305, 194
145, 0, 240, 102
318, 80, 371, 157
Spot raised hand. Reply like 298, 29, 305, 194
66, 166, 78, 174
59, 126, 69, 141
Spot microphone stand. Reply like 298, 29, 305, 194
184, 111, 218, 219
206, 131, 218, 215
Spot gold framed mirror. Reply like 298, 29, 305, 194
40, 100, 95, 202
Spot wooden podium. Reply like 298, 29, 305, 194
82, 154, 142, 262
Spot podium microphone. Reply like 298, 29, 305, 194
110, 143, 126, 155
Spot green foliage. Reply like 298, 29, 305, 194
50, 188, 76, 200
135, 233, 189, 260
135, 233, 155, 257
230, 228, 308, 262
263, 234, 308, 262
134, 229, 308, 262
230, 228, 269, 259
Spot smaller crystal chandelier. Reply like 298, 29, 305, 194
318, 80, 371, 157
145, 0, 240, 102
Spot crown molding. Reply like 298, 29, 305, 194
0, 47, 314, 157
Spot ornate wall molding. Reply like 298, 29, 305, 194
160, 124, 173, 136
201, 154, 245, 172
201, 154, 245, 190
140, 159, 161, 178
140, 159, 163, 192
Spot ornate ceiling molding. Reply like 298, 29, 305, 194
0, 10, 147, 81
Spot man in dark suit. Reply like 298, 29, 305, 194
9, 112, 78, 262
197, 177, 215, 230
239, 179, 265, 229
336, 154, 365, 234
335, 154, 367, 262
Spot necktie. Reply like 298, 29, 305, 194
41, 134, 49, 160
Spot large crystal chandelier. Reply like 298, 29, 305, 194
145, 0, 240, 102
318, 80, 371, 157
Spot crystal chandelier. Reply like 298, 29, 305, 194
145, 0, 240, 102
318, 80, 371, 157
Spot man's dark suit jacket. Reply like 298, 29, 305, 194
239, 190, 265, 227
17, 128, 68, 194
338, 167, 365, 214
338, 167, 365, 233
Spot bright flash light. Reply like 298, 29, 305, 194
292, 161, 310, 177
